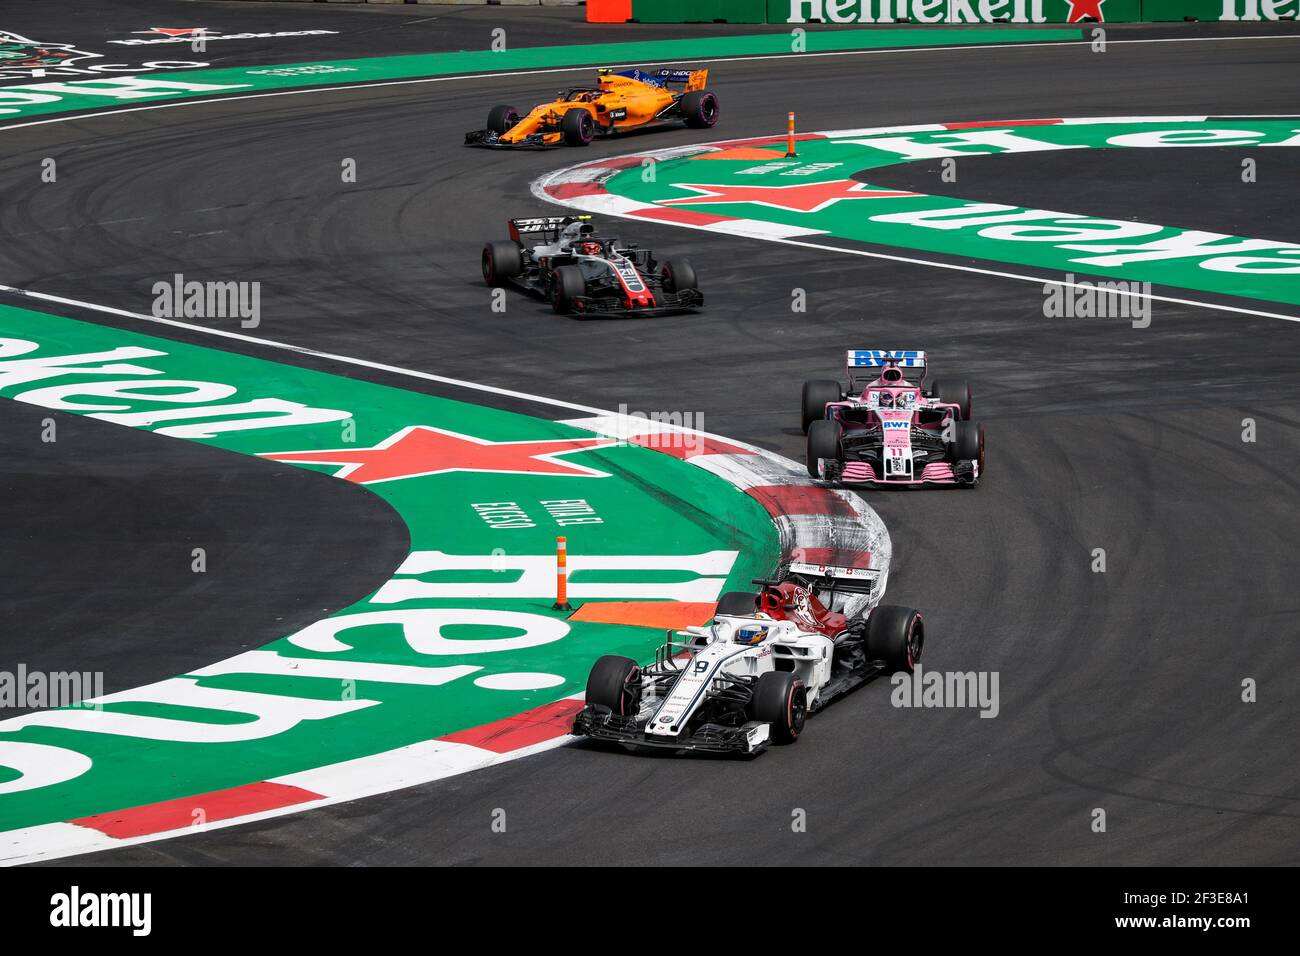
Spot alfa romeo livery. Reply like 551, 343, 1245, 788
573, 563, 923, 754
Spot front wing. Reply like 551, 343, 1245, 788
572, 706, 770, 754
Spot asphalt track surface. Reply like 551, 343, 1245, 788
3, 4, 1299, 864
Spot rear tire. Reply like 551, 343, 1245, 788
482, 240, 523, 286
715, 591, 758, 617
486, 105, 520, 135
749, 671, 806, 744
679, 90, 720, 129
550, 265, 586, 314
585, 655, 641, 716
866, 605, 924, 674
801, 379, 843, 433
661, 258, 697, 294
806, 419, 841, 479
561, 108, 594, 146
932, 380, 972, 420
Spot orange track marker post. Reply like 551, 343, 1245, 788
785, 112, 798, 158
552, 535, 574, 612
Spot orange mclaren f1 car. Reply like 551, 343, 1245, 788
465, 67, 719, 148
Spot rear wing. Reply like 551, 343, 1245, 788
508, 215, 591, 243
786, 561, 880, 592
846, 349, 927, 391
608, 67, 708, 91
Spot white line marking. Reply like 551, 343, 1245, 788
1, 33, 1298, 137
533, 118, 1300, 327
0, 283, 608, 415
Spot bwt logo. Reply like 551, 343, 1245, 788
152, 273, 261, 328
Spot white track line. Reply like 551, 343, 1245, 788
2, 33, 1299, 137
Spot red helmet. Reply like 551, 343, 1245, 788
579, 241, 603, 257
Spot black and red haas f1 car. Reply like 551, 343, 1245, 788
482, 216, 702, 317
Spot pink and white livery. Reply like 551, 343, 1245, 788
801, 350, 985, 487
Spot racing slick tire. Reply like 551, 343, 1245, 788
660, 258, 697, 294
585, 655, 642, 717
679, 90, 720, 129
486, 105, 520, 134
550, 265, 587, 314
866, 605, 925, 674
482, 240, 523, 286
948, 419, 985, 473
801, 379, 843, 433
749, 671, 807, 744
932, 380, 973, 420
715, 590, 759, 617
806, 419, 842, 479
561, 108, 595, 146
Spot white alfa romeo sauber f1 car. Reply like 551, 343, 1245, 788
571, 563, 924, 755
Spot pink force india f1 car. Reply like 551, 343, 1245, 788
801, 350, 985, 487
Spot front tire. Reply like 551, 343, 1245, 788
866, 605, 924, 674
561, 108, 595, 146
486, 105, 520, 134
585, 655, 641, 716
749, 671, 806, 744
550, 265, 586, 314
679, 90, 720, 129
801, 379, 843, 433
482, 240, 523, 286
661, 258, 697, 294
948, 419, 984, 472
806, 419, 842, 479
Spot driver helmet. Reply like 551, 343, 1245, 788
878, 391, 895, 407
736, 623, 770, 645
578, 241, 604, 257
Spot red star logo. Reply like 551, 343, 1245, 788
260, 426, 618, 485
1066, 0, 1106, 22
660, 179, 918, 214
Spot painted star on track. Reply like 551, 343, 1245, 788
260, 426, 618, 484
658, 179, 919, 214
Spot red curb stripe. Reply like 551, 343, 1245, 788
440, 698, 585, 754
747, 484, 859, 518
792, 547, 874, 569
546, 181, 608, 200
629, 433, 755, 459
587, 155, 649, 171
629, 206, 734, 227
71, 781, 322, 839
942, 118, 1063, 129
